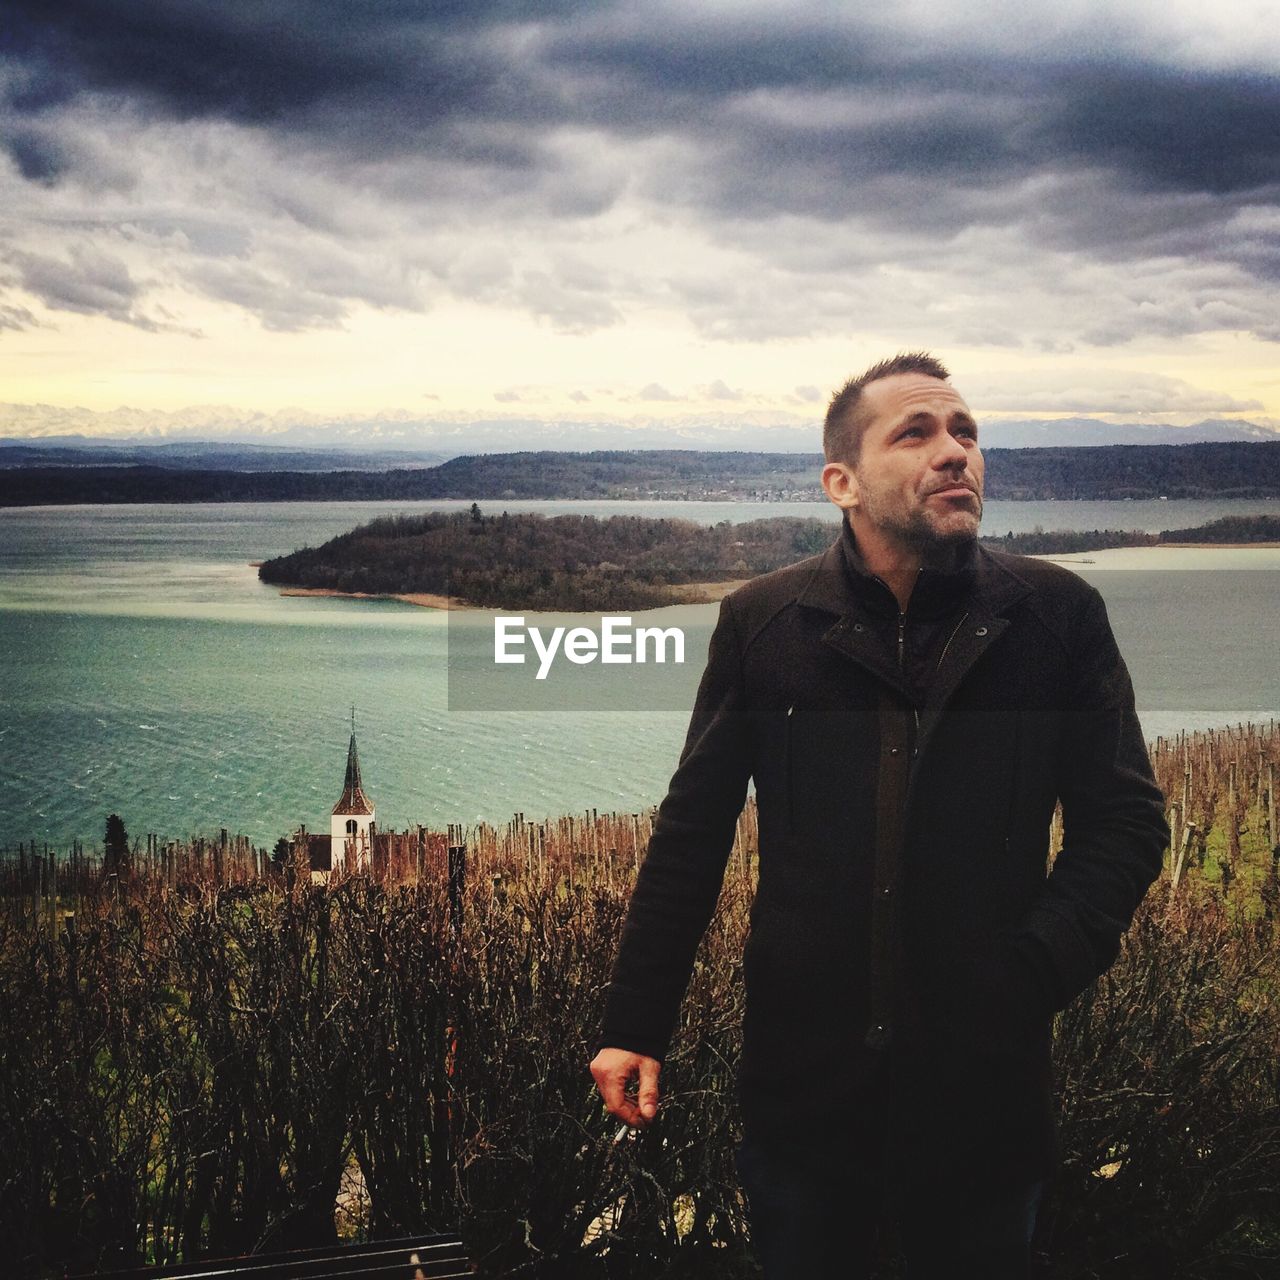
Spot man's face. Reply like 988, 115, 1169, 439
842, 373, 984, 552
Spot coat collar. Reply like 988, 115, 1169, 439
797, 526, 1033, 623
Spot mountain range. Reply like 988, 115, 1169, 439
2, 416, 1277, 469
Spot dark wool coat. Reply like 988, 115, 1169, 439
599, 527, 1168, 1184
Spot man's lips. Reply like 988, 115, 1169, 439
927, 483, 978, 499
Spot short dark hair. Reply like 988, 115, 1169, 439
823, 351, 951, 463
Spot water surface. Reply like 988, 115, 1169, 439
2, 499, 1276, 848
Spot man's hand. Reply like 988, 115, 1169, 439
590, 1047, 661, 1128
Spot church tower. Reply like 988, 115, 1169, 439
331, 711, 375, 872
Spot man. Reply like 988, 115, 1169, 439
590, 353, 1168, 1276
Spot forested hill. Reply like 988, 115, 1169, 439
6, 440, 1280, 506
984, 441, 1280, 499
259, 511, 836, 611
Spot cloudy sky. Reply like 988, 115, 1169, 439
2, 0, 1279, 443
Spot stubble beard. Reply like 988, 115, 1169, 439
862, 484, 983, 557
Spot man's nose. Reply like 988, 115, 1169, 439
932, 432, 969, 469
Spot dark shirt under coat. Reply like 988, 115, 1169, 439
599, 522, 1168, 1184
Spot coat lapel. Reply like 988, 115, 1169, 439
820, 615, 910, 695
911, 608, 1009, 765
798, 544, 912, 694
910, 553, 1031, 773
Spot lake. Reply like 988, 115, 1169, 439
1, 497, 1278, 849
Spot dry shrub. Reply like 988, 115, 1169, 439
2, 849, 1278, 1278
1045, 881, 1280, 1278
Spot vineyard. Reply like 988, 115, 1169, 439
2, 722, 1278, 1278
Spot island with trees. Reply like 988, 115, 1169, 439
259, 510, 1280, 612
258, 508, 837, 610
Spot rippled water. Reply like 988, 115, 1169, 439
1, 498, 1277, 849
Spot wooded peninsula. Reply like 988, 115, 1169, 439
259, 511, 1280, 612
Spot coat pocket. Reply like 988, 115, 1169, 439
770, 700, 876, 853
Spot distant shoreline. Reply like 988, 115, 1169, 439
1155, 541, 1280, 549
279, 586, 466, 610
1041, 541, 1280, 560
275, 580, 751, 611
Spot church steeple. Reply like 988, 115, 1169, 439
330, 709, 375, 871
332, 747, 373, 814
333, 723, 374, 817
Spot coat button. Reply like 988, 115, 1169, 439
865, 1023, 891, 1049
881, 885, 892, 897
975, 625, 989, 636
889, 747, 900, 756
852, 622, 865, 632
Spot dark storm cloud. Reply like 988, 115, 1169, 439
1045, 64, 1280, 196
640, 72, 1280, 242
6, 128, 69, 184
12, 1, 1278, 198
2, 0, 550, 144
547, 17, 895, 107
547, 15, 1280, 195
8, 0, 440, 123
2, 1, 1278, 345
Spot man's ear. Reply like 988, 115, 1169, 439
821, 460, 859, 512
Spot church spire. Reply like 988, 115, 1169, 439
333, 710, 374, 816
